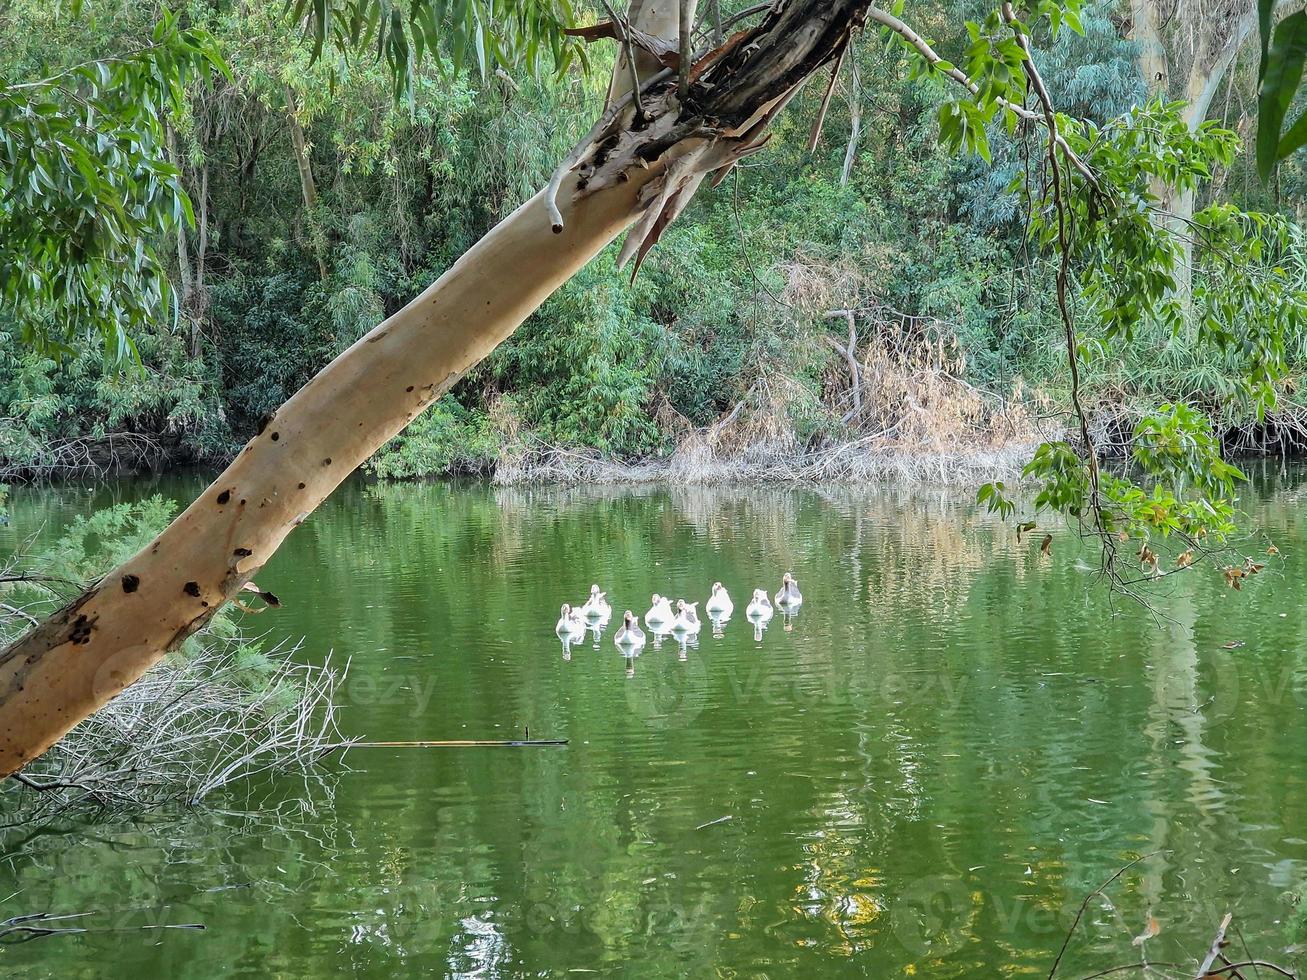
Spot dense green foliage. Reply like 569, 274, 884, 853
0, 11, 223, 360
3, 0, 1307, 586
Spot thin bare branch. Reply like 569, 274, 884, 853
865, 4, 1099, 190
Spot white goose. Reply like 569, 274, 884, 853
705, 582, 733, 617
581, 584, 612, 622
671, 599, 701, 635
774, 572, 802, 608
555, 603, 586, 641
745, 588, 774, 621
614, 610, 646, 651
645, 594, 674, 628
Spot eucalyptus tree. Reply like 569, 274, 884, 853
1129, 0, 1258, 290
0, 0, 1302, 777
0, 0, 883, 773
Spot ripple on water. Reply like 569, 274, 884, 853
5, 475, 1307, 976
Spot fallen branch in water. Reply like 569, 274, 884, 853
0, 910, 204, 944
341, 739, 568, 748
1195, 913, 1233, 978
0, 637, 347, 823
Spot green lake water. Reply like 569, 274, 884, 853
5, 469, 1307, 977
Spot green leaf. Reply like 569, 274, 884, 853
1257, 9, 1307, 180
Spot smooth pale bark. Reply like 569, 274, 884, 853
167, 126, 206, 358
0, 176, 651, 774
193, 160, 210, 358
1130, 0, 1257, 296
1130, 0, 1167, 92
0, 0, 865, 776
840, 57, 861, 187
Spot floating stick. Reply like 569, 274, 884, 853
341, 739, 567, 748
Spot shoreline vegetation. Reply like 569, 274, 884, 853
0, 499, 346, 825
2, 314, 1048, 485
5, 0, 1306, 499
12, 369, 1307, 487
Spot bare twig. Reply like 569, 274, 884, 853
1201, 964, 1296, 979
598, 0, 647, 120
1197, 913, 1235, 978
1049, 852, 1161, 979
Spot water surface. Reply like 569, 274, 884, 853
4, 470, 1307, 977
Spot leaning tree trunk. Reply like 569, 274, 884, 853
0, 0, 871, 775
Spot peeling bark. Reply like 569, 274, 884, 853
0, 0, 871, 776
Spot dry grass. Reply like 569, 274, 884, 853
499, 257, 1051, 486
0, 593, 348, 825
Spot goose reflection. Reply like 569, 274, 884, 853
650, 621, 673, 649
676, 632, 698, 661
781, 606, 800, 633
746, 588, 774, 641
710, 612, 730, 639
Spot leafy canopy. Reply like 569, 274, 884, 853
290, 0, 584, 97
0, 11, 224, 361
2, 0, 581, 363
924, 3, 1307, 585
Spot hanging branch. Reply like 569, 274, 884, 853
866, 4, 1099, 190
808, 42, 849, 152
999, 1, 1122, 584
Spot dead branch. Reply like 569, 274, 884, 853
1196, 913, 1234, 978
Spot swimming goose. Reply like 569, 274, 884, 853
555, 603, 586, 640
645, 594, 674, 627
581, 584, 611, 622
671, 599, 701, 634
774, 573, 802, 608
614, 610, 646, 651
705, 582, 733, 617
746, 588, 774, 621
